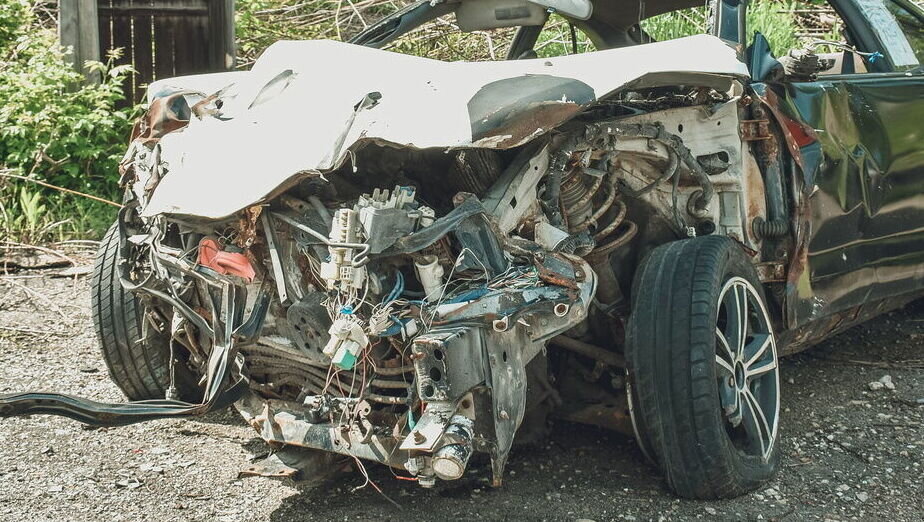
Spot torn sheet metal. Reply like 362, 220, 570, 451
140, 35, 748, 219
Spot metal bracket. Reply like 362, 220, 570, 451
740, 119, 771, 141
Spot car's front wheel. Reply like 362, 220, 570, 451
626, 236, 781, 499
91, 222, 197, 401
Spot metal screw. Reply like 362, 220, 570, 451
554, 303, 569, 317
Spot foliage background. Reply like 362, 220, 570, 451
1, 0, 839, 242
0, 0, 135, 242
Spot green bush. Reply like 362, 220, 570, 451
0, 1, 134, 242
0, 0, 27, 51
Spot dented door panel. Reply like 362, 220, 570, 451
781, 74, 924, 327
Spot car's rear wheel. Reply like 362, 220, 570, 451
91, 222, 196, 401
626, 236, 781, 499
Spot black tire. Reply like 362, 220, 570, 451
626, 236, 782, 499
91, 223, 195, 401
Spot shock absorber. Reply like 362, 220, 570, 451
560, 167, 637, 256
560, 168, 603, 232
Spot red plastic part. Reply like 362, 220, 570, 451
197, 238, 256, 281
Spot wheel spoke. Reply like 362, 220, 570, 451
734, 284, 748, 358
740, 388, 773, 458
747, 357, 778, 379
715, 353, 735, 376
719, 382, 739, 419
715, 327, 735, 364
744, 333, 773, 368
722, 283, 748, 359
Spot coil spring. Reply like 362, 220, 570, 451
560, 168, 637, 255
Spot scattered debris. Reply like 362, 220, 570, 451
0, 242, 75, 272
868, 375, 895, 391
115, 477, 143, 489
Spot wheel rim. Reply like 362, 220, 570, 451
714, 277, 780, 461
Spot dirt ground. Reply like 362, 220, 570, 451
0, 272, 922, 522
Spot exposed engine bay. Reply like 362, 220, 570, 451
0, 35, 776, 488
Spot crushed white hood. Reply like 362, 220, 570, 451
141, 34, 748, 219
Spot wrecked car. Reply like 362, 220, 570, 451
2, 0, 924, 500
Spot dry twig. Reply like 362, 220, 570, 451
0, 170, 122, 208
1, 240, 77, 267
0, 278, 69, 321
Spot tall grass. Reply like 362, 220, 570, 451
0, 182, 116, 244
642, 0, 803, 56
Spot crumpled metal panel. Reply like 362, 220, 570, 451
138, 35, 747, 219
764, 75, 924, 328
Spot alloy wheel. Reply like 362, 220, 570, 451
714, 277, 780, 460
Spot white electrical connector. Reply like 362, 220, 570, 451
319, 208, 365, 291
323, 316, 369, 370
419, 206, 435, 228
415, 255, 445, 302
355, 185, 417, 211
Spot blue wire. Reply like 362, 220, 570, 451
383, 271, 404, 304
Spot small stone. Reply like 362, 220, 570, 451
868, 381, 885, 391
705, 507, 717, 515
115, 477, 143, 489
856, 491, 869, 502
879, 375, 895, 390
47, 485, 63, 493
835, 484, 850, 493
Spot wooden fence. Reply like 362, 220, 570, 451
60, 0, 235, 104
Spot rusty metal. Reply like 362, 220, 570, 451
740, 118, 771, 141
535, 253, 579, 289
549, 335, 625, 367
237, 393, 410, 467
129, 92, 191, 145
755, 261, 786, 283
239, 448, 342, 481
591, 220, 638, 257
473, 101, 584, 149
555, 395, 634, 436
235, 206, 263, 249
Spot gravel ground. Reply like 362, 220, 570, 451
0, 272, 922, 521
